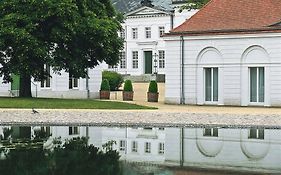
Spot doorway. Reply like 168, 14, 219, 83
144, 51, 152, 74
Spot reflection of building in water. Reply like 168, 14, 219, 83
165, 128, 281, 172
1, 126, 281, 172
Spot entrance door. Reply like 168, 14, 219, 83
144, 51, 152, 74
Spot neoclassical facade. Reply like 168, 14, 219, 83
164, 0, 281, 106
106, 0, 196, 76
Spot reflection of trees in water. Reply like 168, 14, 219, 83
0, 128, 122, 175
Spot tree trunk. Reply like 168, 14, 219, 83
19, 72, 32, 97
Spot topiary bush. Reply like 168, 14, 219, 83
102, 71, 124, 91
100, 79, 110, 91
123, 80, 133, 92
148, 81, 158, 93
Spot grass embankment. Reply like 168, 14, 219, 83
0, 97, 156, 110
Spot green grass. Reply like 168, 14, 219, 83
0, 97, 156, 110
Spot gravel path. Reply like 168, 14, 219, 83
1, 109, 281, 128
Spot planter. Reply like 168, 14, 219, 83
123, 91, 134, 101
100, 90, 110, 99
147, 92, 159, 102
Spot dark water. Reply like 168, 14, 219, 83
0, 126, 279, 175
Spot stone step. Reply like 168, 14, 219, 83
123, 74, 165, 83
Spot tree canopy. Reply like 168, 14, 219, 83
180, 0, 210, 11
0, 0, 123, 97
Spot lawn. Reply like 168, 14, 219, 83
0, 97, 156, 110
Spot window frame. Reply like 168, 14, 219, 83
248, 128, 264, 140
132, 51, 139, 69
131, 141, 138, 153
69, 126, 79, 135
69, 74, 79, 90
158, 142, 164, 154
41, 65, 51, 89
203, 128, 219, 137
204, 67, 219, 103
144, 142, 151, 153
119, 51, 126, 69
249, 67, 265, 104
145, 27, 151, 39
159, 26, 165, 37
132, 28, 138, 39
119, 140, 126, 151
158, 50, 165, 69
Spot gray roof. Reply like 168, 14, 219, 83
111, 0, 174, 13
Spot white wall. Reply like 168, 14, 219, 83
0, 66, 102, 99
165, 33, 281, 106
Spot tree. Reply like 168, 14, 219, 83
0, 0, 123, 97
180, 0, 210, 12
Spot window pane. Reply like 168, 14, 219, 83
205, 68, 212, 101
213, 128, 218, 137
250, 68, 257, 102
258, 129, 264, 139
203, 128, 211, 136
213, 68, 218, 102
258, 67, 264, 102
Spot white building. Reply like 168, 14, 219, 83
0, 66, 102, 99
107, 0, 196, 77
165, 127, 281, 173
164, 0, 281, 106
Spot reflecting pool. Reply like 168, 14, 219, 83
0, 126, 279, 175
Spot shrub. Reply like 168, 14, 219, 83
102, 71, 124, 91
148, 81, 158, 93
123, 80, 133, 92
100, 79, 110, 91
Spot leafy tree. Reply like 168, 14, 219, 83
0, 0, 123, 97
180, 0, 210, 11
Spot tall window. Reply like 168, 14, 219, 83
145, 142, 151, 153
132, 51, 138, 69
249, 129, 264, 139
205, 68, 218, 102
119, 51, 126, 69
119, 140, 126, 151
120, 29, 125, 39
69, 74, 79, 89
132, 141, 138, 152
41, 65, 51, 88
69, 126, 79, 135
159, 143, 164, 154
145, 27, 151, 38
132, 28, 138, 39
158, 50, 165, 68
159, 26, 165, 37
203, 128, 218, 137
250, 67, 264, 103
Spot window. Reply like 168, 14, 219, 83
132, 141, 138, 152
159, 26, 165, 37
69, 127, 79, 135
145, 27, 151, 38
159, 143, 164, 154
250, 67, 264, 103
145, 142, 151, 153
249, 129, 264, 139
203, 128, 218, 137
120, 140, 126, 151
41, 65, 51, 88
159, 128, 165, 131
120, 29, 125, 39
158, 50, 165, 68
119, 51, 126, 69
205, 68, 218, 102
132, 28, 138, 39
132, 51, 138, 69
69, 74, 79, 89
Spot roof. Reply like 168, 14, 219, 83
170, 0, 281, 35
111, 0, 174, 13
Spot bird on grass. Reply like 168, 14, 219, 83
32, 108, 39, 114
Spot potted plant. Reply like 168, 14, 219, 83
123, 80, 133, 101
100, 79, 110, 99
147, 80, 159, 102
